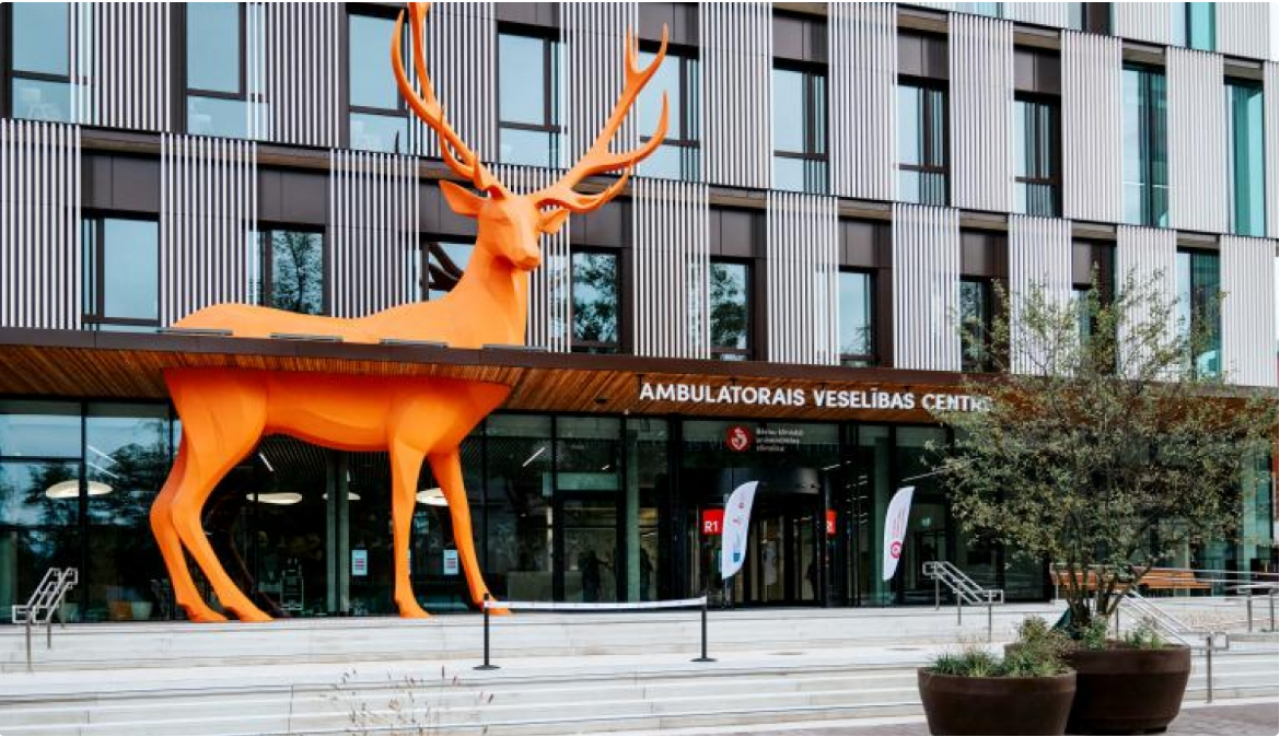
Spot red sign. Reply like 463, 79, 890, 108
826, 509, 837, 537
701, 508, 724, 535
725, 424, 753, 452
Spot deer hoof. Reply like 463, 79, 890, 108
228, 605, 273, 623
396, 598, 431, 619
181, 602, 228, 623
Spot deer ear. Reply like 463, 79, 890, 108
540, 209, 571, 235
440, 180, 485, 218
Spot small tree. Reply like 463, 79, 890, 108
930, 271, 1273, 632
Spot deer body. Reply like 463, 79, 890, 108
150, 1, 667, 622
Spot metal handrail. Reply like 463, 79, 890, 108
922, 561, 1004, 640
1119, 589, 1230, 704
11, 567, 78, 671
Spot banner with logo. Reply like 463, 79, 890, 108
881, 486, 915, 581
719, 481, 758, 579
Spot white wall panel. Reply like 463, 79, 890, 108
892, 204, 962, 371
408, 2, 499, 162
160, 136, 257, 326
632, 178, 711, 359
1113, 3, 1172, 46
0, 121, 82, 330
1008, 215, 1073, 374
328, 151, 419, 319
1115, 225, 1178, 377
1217, 3, 1270, 62
702, 2, 772, 190
1004, 3, 1071, 29
766, 192, 839, 365
829, 3, 897, 201
1266, 63, 1280, 239
75, 3, 171, 132
1220, 236, 1277, 387
564, 3, 640, 167
1168, 49, 1226, 234
262, 3, 340, 148
1062, 31, 1123, 224
950, 14, 1013, 213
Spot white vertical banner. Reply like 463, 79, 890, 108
882, 486, 916, 581
719, 481, 759, 579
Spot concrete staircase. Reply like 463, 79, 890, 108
0, 605, 1275, 736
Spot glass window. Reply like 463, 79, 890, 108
1226, 80, 1265, 237
571, 250, 621, 354
773, 66, 828, 194
258, 230, 325, 315
557, 417, 622, 603
638, 48, 700, 181
898, 82, 948, 206
483, 415, 554, 601
1013, 97, 1060, 217
960, 278, 992, 373
956, 3, 1003, 18
1122, 66, 1169, 228
1172, 3, 1215, 51
624, 418, 667, 602
83, 217, 159, 330
0, 401, 81, 458
1068, 3, 1113, 34
349, 12, 407, 153
421, 240, 474, 300
185, 3, 255, 139
499, 32, 561, 167
1177, 249, 1221, 378
839, 271, 875, 366
0, 460, 81, 622
710, 260, 750, 360
10, 3, 72, 122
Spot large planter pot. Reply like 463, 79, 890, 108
1064, 646, 1191, 734
918, 668, 1077, 736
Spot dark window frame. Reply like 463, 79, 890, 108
838, 267, 877, 368
344, 5, 410, 153
709, 257, 753, 361
773, 60, 829, 193
257, 226, 329, 316
183, 3, 249, 103
1013, 91, 1062, 217
6, 2, 74, 122
497, 24, 562, 163
82, 212, 162, 330
897, 76, 950, 206
639, 40, 700, 180
568, 246, 623, 355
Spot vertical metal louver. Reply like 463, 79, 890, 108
328, 151, 420, 319
489, 165, 572, 352
75, 3, 172, 132
262, 3, 340, 148
1062, 31, 1123, 224
631, 178, 711, 359
0, 121, 82, 330
829, 2, 897, 202
1168, 49, 1226, 234
1266, 64, 1279, 240
892, 204, 962, 371
1217, 3, 1271, 62
1113, 3, 1172, 46
1007, 215, 1073, 374
408, 2, 499, 162
949, 13, 1013, 213
563, 3, 640, 166
1003, 3, 1071, 29
160, 135, 257, 326
1115, 225, 1178, 377
1220, 236, 1278, 388
701, 2, 772, 190
765, 192, 840, 366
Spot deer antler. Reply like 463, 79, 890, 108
392, 2, 503, 194
532, 27, 670, 213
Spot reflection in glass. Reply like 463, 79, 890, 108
92, 218, 159, 325
1014, 98, 1058, 217
839, 272, 874, 365
710, 261, 750, 358
349, 14, 402, 110
571, 251, 620, 352
1226, 81, 1265, 237
0, 401, 81, 458
11, 79, 72, 123
897, 84, 947, 206
499, 127, 559, 169
638, 50, 699, 181
499, 34, 549, 125
484, 415, 554, 601
13, 3, 70, 76
187, 3, 241, 94
558, 417, 621, 603
0, 461, 81, 622
187, 96, 248, 139
350, 112, 408, 154
1177, 250, 1221, 378
262, 231, 325, 315
425, 241, 474, 300
960, 279, 991, 373
1122, 66, 1169, 227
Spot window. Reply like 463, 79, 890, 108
1122, 66, 1169, 228
256, 230, 325, 315
1177, 249, 1221, 377
1171, 2, 1215, 51
498, 31, 560, 167
1068, 3, 1112, 34
570, 250, 621, 354
898, 82, 948, 206
773, 65, 828, 193
638, 47, 699, 181
1013, 96, 1060, 217
349, 11, 408, 153
10, 3, 72, 122
1226, 80, 1265, 237
420, 239, 474, 300
839, 271, 875, 367
709, 260, 751, 360
186, 3, 260, 138
1071, 240, 1115, 348
956, 3, 1003, 18
83, 217, 159, 330
960, 278, 993, 373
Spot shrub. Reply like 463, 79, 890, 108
927, 617, 1070, 678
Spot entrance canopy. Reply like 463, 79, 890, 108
0, 328, 980, 423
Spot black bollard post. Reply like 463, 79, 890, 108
475, 593, 499, 670
691, 593, 715, 663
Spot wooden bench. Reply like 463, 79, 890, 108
1138, 570, 1211, 592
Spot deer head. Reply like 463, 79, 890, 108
392, 2, 669, 273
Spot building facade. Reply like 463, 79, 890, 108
0, 1, 1275, 622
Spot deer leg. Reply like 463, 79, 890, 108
391, 441, 430, 618
428, 448, 507, 615
150, 438, 226, 622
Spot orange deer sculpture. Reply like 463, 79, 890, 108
149, 2, 668, 622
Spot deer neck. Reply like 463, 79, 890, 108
440, 244, 529, 347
